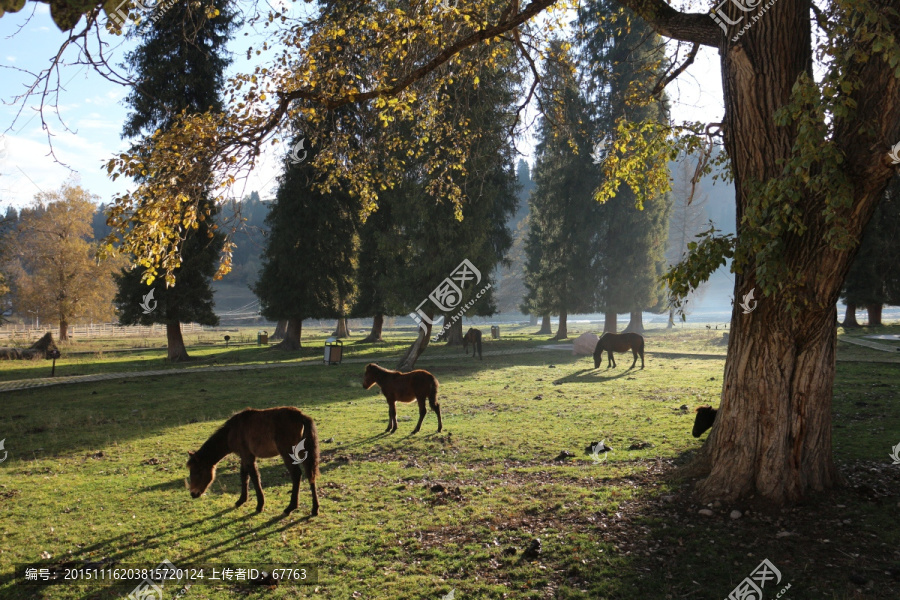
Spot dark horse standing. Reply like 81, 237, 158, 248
186, 407, 320, 516
593, 332, 645, 369
463, 327, 483, 360
363, 363, 442, 434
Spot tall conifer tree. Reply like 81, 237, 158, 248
114, 0, 237, 361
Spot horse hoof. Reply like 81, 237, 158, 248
283, 506, 296, 515
235, 499, 246, 508
411, 429, 420, 434
311, 509, 319, 517
256, 506, 264, 513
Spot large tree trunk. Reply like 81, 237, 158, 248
444, 317, 464, 345
534, 314, 552, 335
270, 319, 288, 341
623, 310, 644, 334
361, 314, 384, 343
841, 302, 860, 328
551, 310, 568, 340
333, 318, 351, 338
603, 312, 617, 334
866, 303, 883, 327
275, 319, 302, 350
166, 322, 190, 362
397, 308, 433, 371
59, 320, 69, 342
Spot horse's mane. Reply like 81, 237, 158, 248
195, 421, 231, 462
367, 363, 397, 375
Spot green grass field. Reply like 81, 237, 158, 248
0, 325, 898, 599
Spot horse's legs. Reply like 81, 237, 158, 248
630, 349, 638, 369
386, 399, 397, 433
280, 453, 302, 515
640, 349, 645, 369
429, 394, 443, 432
411, 397, 427, 434
304, 459, 319, 516
235, 464, 250, 507
609, 352, 616, 368
247, 460, 265, 512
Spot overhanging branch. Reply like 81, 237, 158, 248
614, 0, 722, 48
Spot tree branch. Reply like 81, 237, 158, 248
613, 0, 722, 48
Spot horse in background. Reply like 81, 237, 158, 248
463, 328, 482, 360
186, 407, 320, 516
593, 332, 645, 369
363, 363, 442, 433
692, 405, 718, 437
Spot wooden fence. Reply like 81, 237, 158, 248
0, 322, 207, 342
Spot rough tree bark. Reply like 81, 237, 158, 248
333, 318, 351, 338
275, 319, 302, 350
551, 309, 568, 340
166, 322, 190, 362
615, 0, 900, 504
866, 304, 882, 326
841, 303, 860, 327
361, 314, 384, 343
535, 314, 552, 335
623, 310, 644, 334
270, 319, 288, 341
397, 308, 433, 371
59, 320, 69, 342
444, 317, 464, 345
603, 312, 617, 334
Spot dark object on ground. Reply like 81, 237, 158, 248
430, 483, 446, 493
628, 441, 653, 450
554, 450, 574, 461
585, 441, 612, 454
692, 405, 718, 438
503, 547, 517, 556
593, 332, 645, 369
523, 538, 542, 559
362, 363, 442, 434
186, 407, 320, 516
0, 332, 59, 360
463, 328, 482, 360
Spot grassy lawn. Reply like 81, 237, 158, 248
0, 327, 898, 599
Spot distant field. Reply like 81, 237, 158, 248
0, 326, 898, 598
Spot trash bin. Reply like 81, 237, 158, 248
324, 337, 343, 365
491, 325, 500, 340
257, 330, 268, 345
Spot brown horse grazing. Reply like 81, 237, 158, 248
463, 327, 482, 360
692, 405, 718, 437
593, 332, 645, 369
363, 363, 442, 434
186, 407, 320, 516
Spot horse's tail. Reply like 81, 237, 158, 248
302, 415, 320, 480
429, 375, 440, 408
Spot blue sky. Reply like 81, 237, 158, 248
0, 2, 725, 210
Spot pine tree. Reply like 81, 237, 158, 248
114, 0, 237, 361
841, 176, 900, 326
579, 0, 672, 334
253, 131, 358, 350
522, 40, 603, 340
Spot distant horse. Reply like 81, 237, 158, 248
0, 332, 58, 361
692, 405, 718, 438
186, 407, 320, 516
363, 363, 442, 434
463, 328, 482, 360
593, 332, 645, 369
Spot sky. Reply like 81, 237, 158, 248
0, 2, 725, 210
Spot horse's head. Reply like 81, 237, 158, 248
186, 450, 216, 498
362, 364, 378, 389
692, 405, 718, 438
